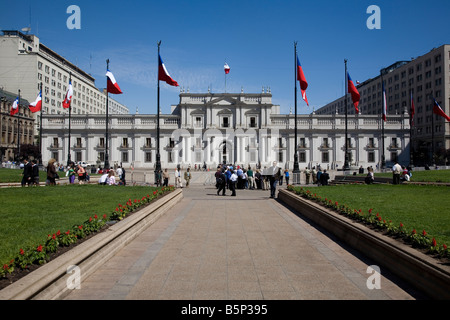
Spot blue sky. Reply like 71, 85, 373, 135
1, 0, 449, 115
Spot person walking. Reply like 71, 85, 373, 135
217, 169, 227, 196
77, 164, 86, 184
304, 167, 311, 185
174, 167, 182, 188
184, 167, 191, 188
46, 158, 57, 186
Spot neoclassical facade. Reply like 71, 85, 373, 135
41, 92, 411, 170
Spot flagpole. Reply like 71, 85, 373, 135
431, 91, 435, 166
155, 41, 162, 186
39, 82, 43, 165
17, 89, 21, 161
293, 42, 300, 175
409, 88, 414, 169
343, 59, 350, 171
380, 69, 386, 170
67, 72, 72, 167
105, 60, 110, 170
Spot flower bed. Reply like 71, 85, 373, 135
0, 186, 175, 285
286, 185, 450, 261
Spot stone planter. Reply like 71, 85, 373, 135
278, 188, 450, 300
0, 188, 183, 300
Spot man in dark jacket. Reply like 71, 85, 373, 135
21, 159, 32, 187
31, 159, 40, 186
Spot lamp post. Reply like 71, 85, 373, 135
105, 60, 110, 170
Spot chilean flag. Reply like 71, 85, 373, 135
410, 91, 415, 126
347, 72, 360, 113
224, 63, 230, 74
29, 91, 42, 113
296, 55, 309, 106
62, 80, 73, 109
106, 70, 123, 94
10, 96, 19, 116
158, 54, 179, 87
382, 82, 387, 121
433, 99, 450, 121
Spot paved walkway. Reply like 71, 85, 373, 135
63, 183, 422, 300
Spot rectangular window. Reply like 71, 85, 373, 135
145, 152, 152, 162
250, 117, 256, 128
299, 152, 306, 162
76, 152, 82, 162
278, 151, 283, 162
146, 138, 152, 148
222, 117, 229, 128
122, 151, 129, 163
322, 152, 329, 163
368, 152, 375, 162
99, 152, 105, 162
52, 152, 59, 162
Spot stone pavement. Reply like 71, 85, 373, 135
63, 181, 423, 300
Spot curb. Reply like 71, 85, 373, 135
0, 188, 183, 300
277, 189, 450, 300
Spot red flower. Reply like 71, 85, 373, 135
19, 248, 24, 255
56, 230, 61, 236
37, 245, 43, 252
422, 230, 427, 236
66, 230, 70, 235
369, 208, 373, 214
103, 214, 107, 219
78, 225, 83, 230
412, 229, 416, 235
52, 233, 56, 240
89, 217, 93, 222
432, 238, 437, 247
377, 216, 382, 221
399, 222, 404, 228
153, 191, 157, 195
3, 264, 8, 270
94, 214, 98, 219
443, 244, 448, 250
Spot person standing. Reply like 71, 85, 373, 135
392, 162, 402, 185
174, 167, 182, 188
230, 170, 238, 196
247, 167, 255, 190
68, 163, 76, 184
304, 167, 311, 185
77, 164, 86, 184
46, 158, 57, 186
21, 158, 32, 187
163, 168, 170, 187
284, 169, 290, 185
269, 161, 281, 198
31, 159, 40, 186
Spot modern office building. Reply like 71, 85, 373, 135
41, 91, 410, 170
0, 30, 129, 127
316, 44, 450, 165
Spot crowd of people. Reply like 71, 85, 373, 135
18, 158, 127, 187
303, 166, 330, 186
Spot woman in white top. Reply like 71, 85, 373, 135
107, 170, 116, 185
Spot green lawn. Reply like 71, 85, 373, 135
0, 184, 159, 263
294, 184, 450, 246
370, 169, 450, 183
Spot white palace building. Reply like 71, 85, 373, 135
41, 91, 411, 171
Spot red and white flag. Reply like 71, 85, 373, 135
10, 96, 19, 116
297, 55, 309, 106
433, 99, 450, 121
29, 91, 42, 113
158, 54, 179, 87
62, 80, 73, 109
106, 70, 123, 94
224, 63, 230, 74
